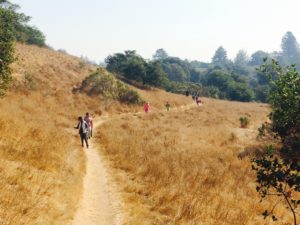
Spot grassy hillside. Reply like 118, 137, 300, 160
0, 43, 97, 225
96, 99, 296, 224
0, 43, 192, 225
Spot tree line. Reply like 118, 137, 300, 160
105, 31, 300, 103
0, 0, 46, 47
0, 0, 46, 96
252, 59, 300, 225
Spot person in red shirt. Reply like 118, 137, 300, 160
84, 112, 93, 138
144, 102, 150, 113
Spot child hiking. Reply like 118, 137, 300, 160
165, 102, 171, 111
144, 102, 151, 113
84, 112, 93, 139
74, 116, 89, 148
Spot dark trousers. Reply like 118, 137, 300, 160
80, 133, 89, 148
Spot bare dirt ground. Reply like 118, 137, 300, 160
71, 120, 123, 225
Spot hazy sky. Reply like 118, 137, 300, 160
13, 0, 300, 63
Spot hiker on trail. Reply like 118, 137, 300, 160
165, 102, 171, 111
192, 95, 196, 101
185, 91, 189, 97
196, 97, 203, 106
84, 112, 93, 139
144, 102, 151, 113
74, 116, 89, 148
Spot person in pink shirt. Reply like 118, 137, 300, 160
144, 102, 150, 113
84, 112, 93, 138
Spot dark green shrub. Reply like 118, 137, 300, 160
0, 6, 15, 96
252, 60, 300, 225
239, 117, 249, 128
78, 69, 144, 105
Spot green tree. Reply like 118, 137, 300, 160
250, 50, 269, 66
204, 69, 232, 92
233, 50, 251, 76
163, 63, 187, 82
153, 48, 168, 60
24, 26, 46, 47
0, 5, 15, 96
234, 50, 249, 66
105, 53, 127, 73
105, 50, 147, 83
0, 0, 46, 47
253, 60, 300, 225
190, 68, 202, 83
212, 46, 228, 65
258, 59, 300, 138
280, 31, 300, 66
144, 61, 168, 87
227, 82, 254, 102
160, 57, 191, 81
123, 57, 146, 83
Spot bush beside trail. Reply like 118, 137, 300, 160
76, 68, 144, 105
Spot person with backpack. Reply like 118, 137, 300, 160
84, 112, 93, 139
74, 116, 89, 148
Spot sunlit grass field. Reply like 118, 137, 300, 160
97, 98, 296, 224
0, 43, 192, 225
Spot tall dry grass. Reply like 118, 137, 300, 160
1, 43, 187, 225
97, 98, 296, 224
0, 43, 101, 225
135, 88, 192, 110
0, 96, 87, 225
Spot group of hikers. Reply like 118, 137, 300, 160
186, 91, 203, 106
143, 101, 171, 113
142, 94, 203, 114
75, 92, 203, 147
192, 95, 203, 106
74, 112, 93, 148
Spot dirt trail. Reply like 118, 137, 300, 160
72, 120, 121, 225
71, 104, 195, 225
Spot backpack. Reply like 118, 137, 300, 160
80, 121, 88, 134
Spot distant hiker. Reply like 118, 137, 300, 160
74, 116, 89, 148
185, 91, 189, 97
192, 95, 196, 101
84, 112, 93, 139
165, 102, 171, 111
196, 97, 203, 106
144, 102, 151, 113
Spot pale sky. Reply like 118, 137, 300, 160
13, 0, 300, 63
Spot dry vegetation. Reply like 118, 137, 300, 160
1, 42, 292, 225
97, 98, 297, 224
0, 43, 107, 225
0, 43, 191, 225
135, 88, 191, 111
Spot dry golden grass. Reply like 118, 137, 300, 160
136, 88, 192, 110
97, 98, 296, 224
0, 98, 86, 225
0, 43, 100, 225
0, 43, 191, 225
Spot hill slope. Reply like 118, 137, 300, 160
0, 43, 192, 225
